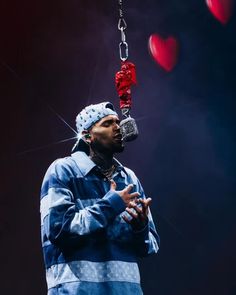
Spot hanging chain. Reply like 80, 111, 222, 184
118, 0, 128, 61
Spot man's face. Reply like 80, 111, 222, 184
88, 115, 124, 154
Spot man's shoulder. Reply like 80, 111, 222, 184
40, 156, 76, 197
49, 155, 75, 169
44, 155, 77, 178
45, 151, 94, 178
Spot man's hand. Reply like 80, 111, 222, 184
110, 179, 140, 207
123, 198, 152, 231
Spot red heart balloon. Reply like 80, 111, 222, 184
148, 34, 179, 72
206, 0, 234, 24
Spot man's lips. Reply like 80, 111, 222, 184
114, 133, 123, 141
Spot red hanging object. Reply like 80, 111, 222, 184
115, 61, 137, 110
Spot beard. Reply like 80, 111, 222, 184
90, 137, 124, 154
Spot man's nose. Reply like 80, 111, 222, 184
113, 122, 120, 130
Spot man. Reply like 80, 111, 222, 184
40, 102, 159, 294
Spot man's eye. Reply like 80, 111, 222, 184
102, 122, 110, 127
102, 120, 119, 127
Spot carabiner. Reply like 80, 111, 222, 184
119, 41, 128, 61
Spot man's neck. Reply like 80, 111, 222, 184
89, 149, 114, 170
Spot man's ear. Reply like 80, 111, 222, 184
82, 131, 91, 143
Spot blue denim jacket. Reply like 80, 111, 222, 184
40, 151, 159, 294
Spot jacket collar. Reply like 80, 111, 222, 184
71, 151, 127, 177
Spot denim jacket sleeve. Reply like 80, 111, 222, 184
40, 159, 126, 248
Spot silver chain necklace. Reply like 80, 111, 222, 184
100, 164, 116, 180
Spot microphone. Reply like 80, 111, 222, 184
120, 116, 138, 142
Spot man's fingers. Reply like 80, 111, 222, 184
139, 197, 152, 207
122, 214, 131, 224
123, 184, 134, 194
128, 201, 143, 214
129, 192, 140, 200
125, 207, 138, 219
110, 179, 117, 191
138, 197, 152, 215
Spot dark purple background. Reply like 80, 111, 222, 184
1, 0, 236, 294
